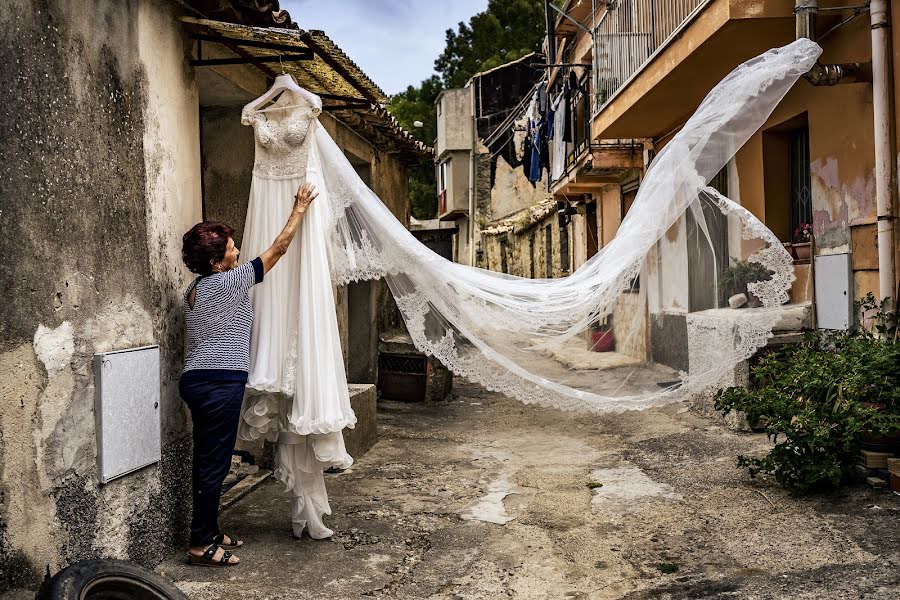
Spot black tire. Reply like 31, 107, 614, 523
36, 559, 189, 600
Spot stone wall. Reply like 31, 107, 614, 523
0, 0, 200, 589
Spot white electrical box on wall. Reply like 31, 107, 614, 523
814, 253, 853, 330
94, 345, 161, 484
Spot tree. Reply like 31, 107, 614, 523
389, 0, 546, 219
389, 76, 442, 220
436, 0, 546, 88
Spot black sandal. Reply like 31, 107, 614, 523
186, 543, 238, 567
214, 533, 243, 550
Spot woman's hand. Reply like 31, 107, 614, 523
293, 183, 318, 216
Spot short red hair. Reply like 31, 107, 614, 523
182, 221, 234, 276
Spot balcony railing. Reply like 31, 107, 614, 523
592, 0, 713, 115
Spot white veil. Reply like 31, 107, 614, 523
312, 39, 823, 412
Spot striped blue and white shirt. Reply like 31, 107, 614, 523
182, 257, 264, 377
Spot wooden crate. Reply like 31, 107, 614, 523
887, 457, 900, 477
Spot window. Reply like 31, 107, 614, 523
500, 236, 509, 274
621, 180, 641, 290
790, 127, 812, 241
439, 161, 447, 192
763, 116, 809, 243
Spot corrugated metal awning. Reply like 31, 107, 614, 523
180, 16, 432, 161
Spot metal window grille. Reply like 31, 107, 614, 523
790, 127, 812, 240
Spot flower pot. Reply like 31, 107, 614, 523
591, 327, 615, 352
793, 242, 811, 260
746, 291, 762, 308
859, 402, 900, 452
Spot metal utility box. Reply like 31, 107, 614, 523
814, 253, 853, 330
94, 345, 161, 483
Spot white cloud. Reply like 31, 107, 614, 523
283, 0, 489, 94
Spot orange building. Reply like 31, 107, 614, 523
546, 0, 899, 370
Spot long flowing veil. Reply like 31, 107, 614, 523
313, 39, 823, 412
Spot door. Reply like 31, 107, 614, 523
586, 201, 599, 259
687, 169, 729, 312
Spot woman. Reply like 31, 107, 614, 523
179, 182, 317, 567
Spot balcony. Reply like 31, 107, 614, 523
590, 0, 797, 140
592, 0, 713, 116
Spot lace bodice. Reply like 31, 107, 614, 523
245, 91, 320, 177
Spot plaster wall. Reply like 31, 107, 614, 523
436, 88, 473, 157
0, 0, 200, 588
491, 156, 549, 221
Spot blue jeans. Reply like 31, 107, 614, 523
179, 370, 246, 547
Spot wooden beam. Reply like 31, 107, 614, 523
190, 53, 312, 66
191, 33, 309, 54
299, 32, 382, 105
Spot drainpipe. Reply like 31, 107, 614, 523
469, 81, 477, 266
796, 0, 896, 308
870, 0, 897, 308
795, 0, 866, 86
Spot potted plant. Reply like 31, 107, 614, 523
793, 221, 813, 260
715, 327, 900, 493
720, 259, 774, 308
855, 293, 900, 451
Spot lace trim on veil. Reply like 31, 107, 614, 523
308, 39, 822, 413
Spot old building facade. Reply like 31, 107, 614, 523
0, 0, 427, 589
539, 0, 900, 371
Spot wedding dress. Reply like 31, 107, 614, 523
238, 89, 355, 540
237, 39, 823, 528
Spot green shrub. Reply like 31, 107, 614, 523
714, 322, 900, 494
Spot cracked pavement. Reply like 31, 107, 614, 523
159, 381, 900, 599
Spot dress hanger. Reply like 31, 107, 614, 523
241, 56, 323, 120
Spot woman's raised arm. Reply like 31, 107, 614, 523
260, 182, 318, 274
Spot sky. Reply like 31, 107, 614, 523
284, 0, 489, 95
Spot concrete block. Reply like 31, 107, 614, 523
860, 449, 893, 470
866, 476, 887, 489
650, 312, 688, 372
426, 358, 453, 401
772, 302, 812, 332
346, 384, 377, 459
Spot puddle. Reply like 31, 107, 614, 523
589, 465, 681, 510
460, 474, 516, 525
